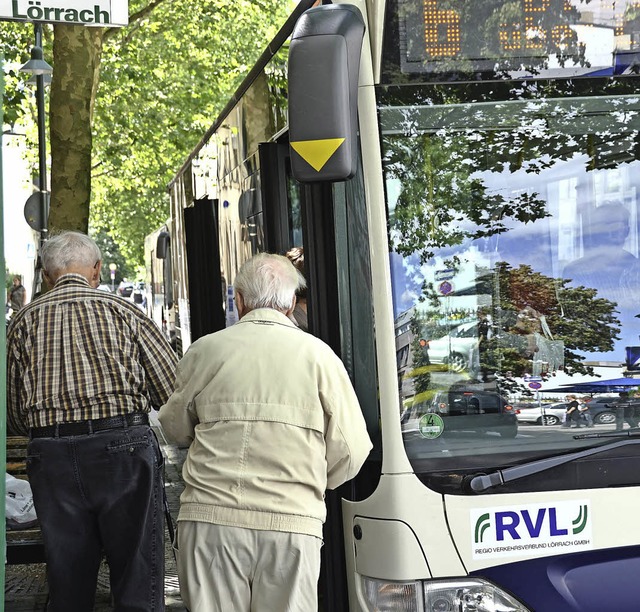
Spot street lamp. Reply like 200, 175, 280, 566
19, 22, 53, 249
109, 263, 117, 292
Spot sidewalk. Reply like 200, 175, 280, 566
4, 420, 188, 611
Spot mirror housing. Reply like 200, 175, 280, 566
156, 231, 170, 259
288, 4, 365, 183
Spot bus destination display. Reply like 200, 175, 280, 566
401, 0, 640, 77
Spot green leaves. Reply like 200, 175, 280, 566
91, 0, 293, 266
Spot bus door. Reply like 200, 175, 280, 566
259, 138, 380, 612
259, 141, 341, 347
183, 198, 225, 342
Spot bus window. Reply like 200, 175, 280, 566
384, 89, 640, 479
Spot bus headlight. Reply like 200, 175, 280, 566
361, 578, 424, 611
361, 576, 529, 612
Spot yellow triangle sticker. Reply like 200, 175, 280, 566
290, 138, 345, 172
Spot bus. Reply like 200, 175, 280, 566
154, 0, 640, 609
143, 224, 176, 347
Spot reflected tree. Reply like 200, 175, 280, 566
480, 263, 620, 378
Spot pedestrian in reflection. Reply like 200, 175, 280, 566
614, 391, 640, 431
6, 231, 178, 611
159, 253, 372, 612
578, 396, 594, 428
562, 394, 581, 428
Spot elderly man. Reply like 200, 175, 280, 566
7, 231, 178, 611
159, 252, 372, 612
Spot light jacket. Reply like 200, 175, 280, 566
159, 308, 372, 538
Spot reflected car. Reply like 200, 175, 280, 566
517, 399, 618, 426
516, 403, 567, 426
402, 387, 518, 438
426, 321, 478, 372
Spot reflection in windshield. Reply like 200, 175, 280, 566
383, 92, 640, 471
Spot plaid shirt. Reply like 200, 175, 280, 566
7, 273, 178, 435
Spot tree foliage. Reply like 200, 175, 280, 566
1, 0, 292, 271
91, 0, 292, 266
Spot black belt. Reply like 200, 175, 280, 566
30, 413, 149, 439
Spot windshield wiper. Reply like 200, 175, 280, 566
467, 438, 640, 493
573, 428, 640, 440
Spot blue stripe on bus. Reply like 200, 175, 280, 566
471, 545, 640, 611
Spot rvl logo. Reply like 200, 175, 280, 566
475, 505, 588, 543
470, 500, 592, 560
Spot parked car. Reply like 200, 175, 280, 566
402, 385, 518, 438
516, 402, 567, 426
117, 281, 134, 298
582, 397, 621, 424
517, 398, 618, 426
426, 321, 479, 372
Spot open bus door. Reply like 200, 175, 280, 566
258, 138, 379, 612
183, 198, 225, 343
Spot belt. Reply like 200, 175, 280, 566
30, 413, 149, 439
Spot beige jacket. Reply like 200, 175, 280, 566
158, 308, 372, 538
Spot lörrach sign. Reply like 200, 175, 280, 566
1, 0, 128, 26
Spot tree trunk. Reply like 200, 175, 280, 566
49, 25, 104, 234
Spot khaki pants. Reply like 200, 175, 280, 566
175, 521, 322, 612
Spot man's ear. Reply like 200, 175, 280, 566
91, 261, 102, 287
236, 291, 246, 319
285, 296, 297, 317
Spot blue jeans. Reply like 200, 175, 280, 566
27, 425, 165, 611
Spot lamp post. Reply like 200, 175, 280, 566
109, 263, 117, 293
19, 22, 52, 247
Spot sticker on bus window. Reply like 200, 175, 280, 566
419, 413, 444, 439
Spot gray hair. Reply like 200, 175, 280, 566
234, 253, 306, 311
41, 231, 102, 276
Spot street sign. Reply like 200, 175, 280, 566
626, 346, 640, 371
1, 0, 129, 26
438, 281, 453, 295
435, 268, 455, 281
528, 382, 542, 390
23, 192, 49, 231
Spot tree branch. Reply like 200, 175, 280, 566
104, 0, 171, 42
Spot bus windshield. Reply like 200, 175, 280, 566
381, 81, 640, 481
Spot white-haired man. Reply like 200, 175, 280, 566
159, 252, 372, 612
7, 231, 178, 611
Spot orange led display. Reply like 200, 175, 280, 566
423, 0, 461, 58
423, 0, 575, 57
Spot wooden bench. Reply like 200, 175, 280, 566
6, 436, 46, 565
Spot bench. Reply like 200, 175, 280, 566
5, 436, 46, 565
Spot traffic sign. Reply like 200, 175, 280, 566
438, 281, 453, 295
23, 192, 49, 231
529, 382, 542, 389
435, 268, 455, 281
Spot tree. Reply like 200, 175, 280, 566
2, 0, 292, 265
90, 0, 291, 265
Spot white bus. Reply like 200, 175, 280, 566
159, 1, 640, 609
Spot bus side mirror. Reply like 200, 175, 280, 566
288, 4, 365, 183
156, 231, 170, 259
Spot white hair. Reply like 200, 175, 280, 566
41, 231, 102, 277
234, 253, 306, 311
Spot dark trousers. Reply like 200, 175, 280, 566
27, 425, 165, 611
